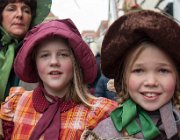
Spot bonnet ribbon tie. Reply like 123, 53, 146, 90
110, 99, 160, 140
30, 85, 76, 140
0, 26, 18, 101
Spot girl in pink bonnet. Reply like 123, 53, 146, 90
0, 19, 117, 140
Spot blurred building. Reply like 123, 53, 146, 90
44, 12, 58, 22
81, 30, 97, 44
174, 0, 180, 22
81, 0, 179, 57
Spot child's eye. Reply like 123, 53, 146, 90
40, 54, 49, 58
159, 68, 170, 74
61, 53, 69, 57
58, 52, 70, 58
132, 68, 144, 73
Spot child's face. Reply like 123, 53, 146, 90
35, 39, 73, 97
126, 45, 177, 111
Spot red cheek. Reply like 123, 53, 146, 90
128, 77, 139, 91
36, 63, 47, 74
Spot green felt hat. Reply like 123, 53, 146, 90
31, 0, 52, 26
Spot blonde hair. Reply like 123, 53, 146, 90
116, 42, 180, 111
66, 51, 96, 107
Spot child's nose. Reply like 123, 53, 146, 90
50, 56, 60, 66
144, 73, 159, 87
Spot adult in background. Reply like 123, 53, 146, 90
0, 0, 51, 139
0, 0, 51, 102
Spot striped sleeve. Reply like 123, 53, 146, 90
86, 97, 118, 129
0, 87, 25, 121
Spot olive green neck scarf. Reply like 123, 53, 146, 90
0, 26, 18, 101
110, 99, 160, 140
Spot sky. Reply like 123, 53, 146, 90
51, 0, 109, 32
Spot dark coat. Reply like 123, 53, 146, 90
95, 75, 117, 100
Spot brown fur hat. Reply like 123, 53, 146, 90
101, 10, 180, 82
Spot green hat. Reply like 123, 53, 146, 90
31, 0, 52, 26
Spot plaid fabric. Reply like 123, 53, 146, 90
0, 87, 118, 140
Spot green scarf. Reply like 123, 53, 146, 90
110, 99, 160, 140
0, 26, 18, 101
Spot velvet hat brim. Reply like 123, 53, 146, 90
14, 19, 97, 84
101, 10, 180, 79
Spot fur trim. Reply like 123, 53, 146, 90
80, 129, 142, 140
101, 10, 180, 81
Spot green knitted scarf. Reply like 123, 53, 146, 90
0, 26, 18, 101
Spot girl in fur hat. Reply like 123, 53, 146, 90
0, 19, 117, 140
81, 10, 180, 140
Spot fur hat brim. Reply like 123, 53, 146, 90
101, 10, 180, 79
